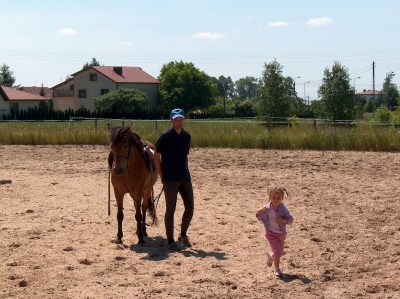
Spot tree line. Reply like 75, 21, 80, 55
1, 58, 399, 121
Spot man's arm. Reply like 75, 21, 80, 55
153, 151, 163, 184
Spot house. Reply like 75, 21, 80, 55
357, 89, 384, 101
0, 85, 49, 119
52, 66, 161, 112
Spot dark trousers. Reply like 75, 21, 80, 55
163, 180, 194, 241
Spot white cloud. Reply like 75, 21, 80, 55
267, 21, 292, 28
191, 32, 226, 39
307, 17, 332, 27
119, 41, 133, 46
58, 28, 77, 35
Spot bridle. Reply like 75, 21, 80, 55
112, 134, 136, 173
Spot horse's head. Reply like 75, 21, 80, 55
108, 124, 133, 176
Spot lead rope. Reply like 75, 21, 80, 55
108, 167, 111, 216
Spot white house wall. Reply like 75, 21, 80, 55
73, 70, 117, 111
53, 97, 74, 111
0, 96, 41, 119
118, 83, 159, 109
52, 80, 75, 111
0, 94, 8, 119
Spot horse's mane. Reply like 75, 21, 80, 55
109, 126, 141, 145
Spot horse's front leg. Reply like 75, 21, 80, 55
141, 202, 148, 237
134, 199, 145, 244
114, 191, 124, 244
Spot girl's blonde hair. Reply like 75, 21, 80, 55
267, 186, 289, 198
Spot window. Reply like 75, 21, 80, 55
70, 84, 74, 91
101, 89, 109, 95
78, 89, 87, 98
90, 73, 97, 81
9, 103, 19, 113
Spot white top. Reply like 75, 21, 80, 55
267, 207, 283, 233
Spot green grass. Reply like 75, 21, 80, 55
1, 119, 400, 151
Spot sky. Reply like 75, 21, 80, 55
1, 0, 400, 101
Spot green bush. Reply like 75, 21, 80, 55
373, 107, 391, 122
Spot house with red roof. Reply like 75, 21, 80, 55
52, 66, 161, 112
0, 85, 50, 119
356, 89, 384, 101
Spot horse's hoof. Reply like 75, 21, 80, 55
115, 239, 123, 244
138, 239, 146, 244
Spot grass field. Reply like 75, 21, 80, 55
0, 118, 399, 151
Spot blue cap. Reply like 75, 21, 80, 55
170, 108, 185, 119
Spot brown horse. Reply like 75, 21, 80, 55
107, 124, 158, 244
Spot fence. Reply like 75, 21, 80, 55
64, 116, 400, 132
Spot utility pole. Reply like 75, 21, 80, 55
353, 77, 361, 107
304, 81, 310, 104
372, 61, 375, 100
293, 76, 300, 101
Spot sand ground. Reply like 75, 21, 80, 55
0, 145, 399, 298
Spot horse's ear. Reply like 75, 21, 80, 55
107, 124, 112, 132
123, 124, 132, 133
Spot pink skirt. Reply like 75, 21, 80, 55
265, 230, 286, 258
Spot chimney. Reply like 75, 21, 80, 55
113, 67, 123, 75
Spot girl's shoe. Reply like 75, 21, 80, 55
274, 268, 283, 277
267, 253, 273, 267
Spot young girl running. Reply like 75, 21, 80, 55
256, 187, 294, 277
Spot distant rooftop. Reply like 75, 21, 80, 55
357, 89, 384, 96
0, 85, 49, 101
22, 86, 52, 98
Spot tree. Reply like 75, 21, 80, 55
82, 57, 101, 69
92, 88, 148, 114
232, 98, 257, 117
382, 74, 399, 110
235, 76, 260, 101
39, 83, 45, 96
204, 96, 235, 116
283, 76, 297, 99
158, 61, 215, 112
0, 63, 16, 87
215, 75, 235, 99
258, 59, 291, 118
373, 106, 391, 122
318, 61, 354, 120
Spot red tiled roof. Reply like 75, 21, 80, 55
73, 66, 161, 84
0, 85, 49, 101
357, 90, 384, 95
22, 86, 52, 98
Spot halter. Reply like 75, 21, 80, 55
112, 134, 132, 172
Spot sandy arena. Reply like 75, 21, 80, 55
0, 145, 399, 298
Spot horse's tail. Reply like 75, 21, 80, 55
147, 197, 159, 226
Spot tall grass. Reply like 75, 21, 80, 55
1, 119, 400, 151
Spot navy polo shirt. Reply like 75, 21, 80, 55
155, 127, 191, 182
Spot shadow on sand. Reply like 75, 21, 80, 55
126, 236, 227, 262
279, 273, 312, 284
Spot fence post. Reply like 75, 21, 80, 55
314, 119, 316, 132
94, 117, 97, 131
155, 120, 157, 130
69, 116, 73, 128
267, 114, 271, 131
122, 117, 125, 127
